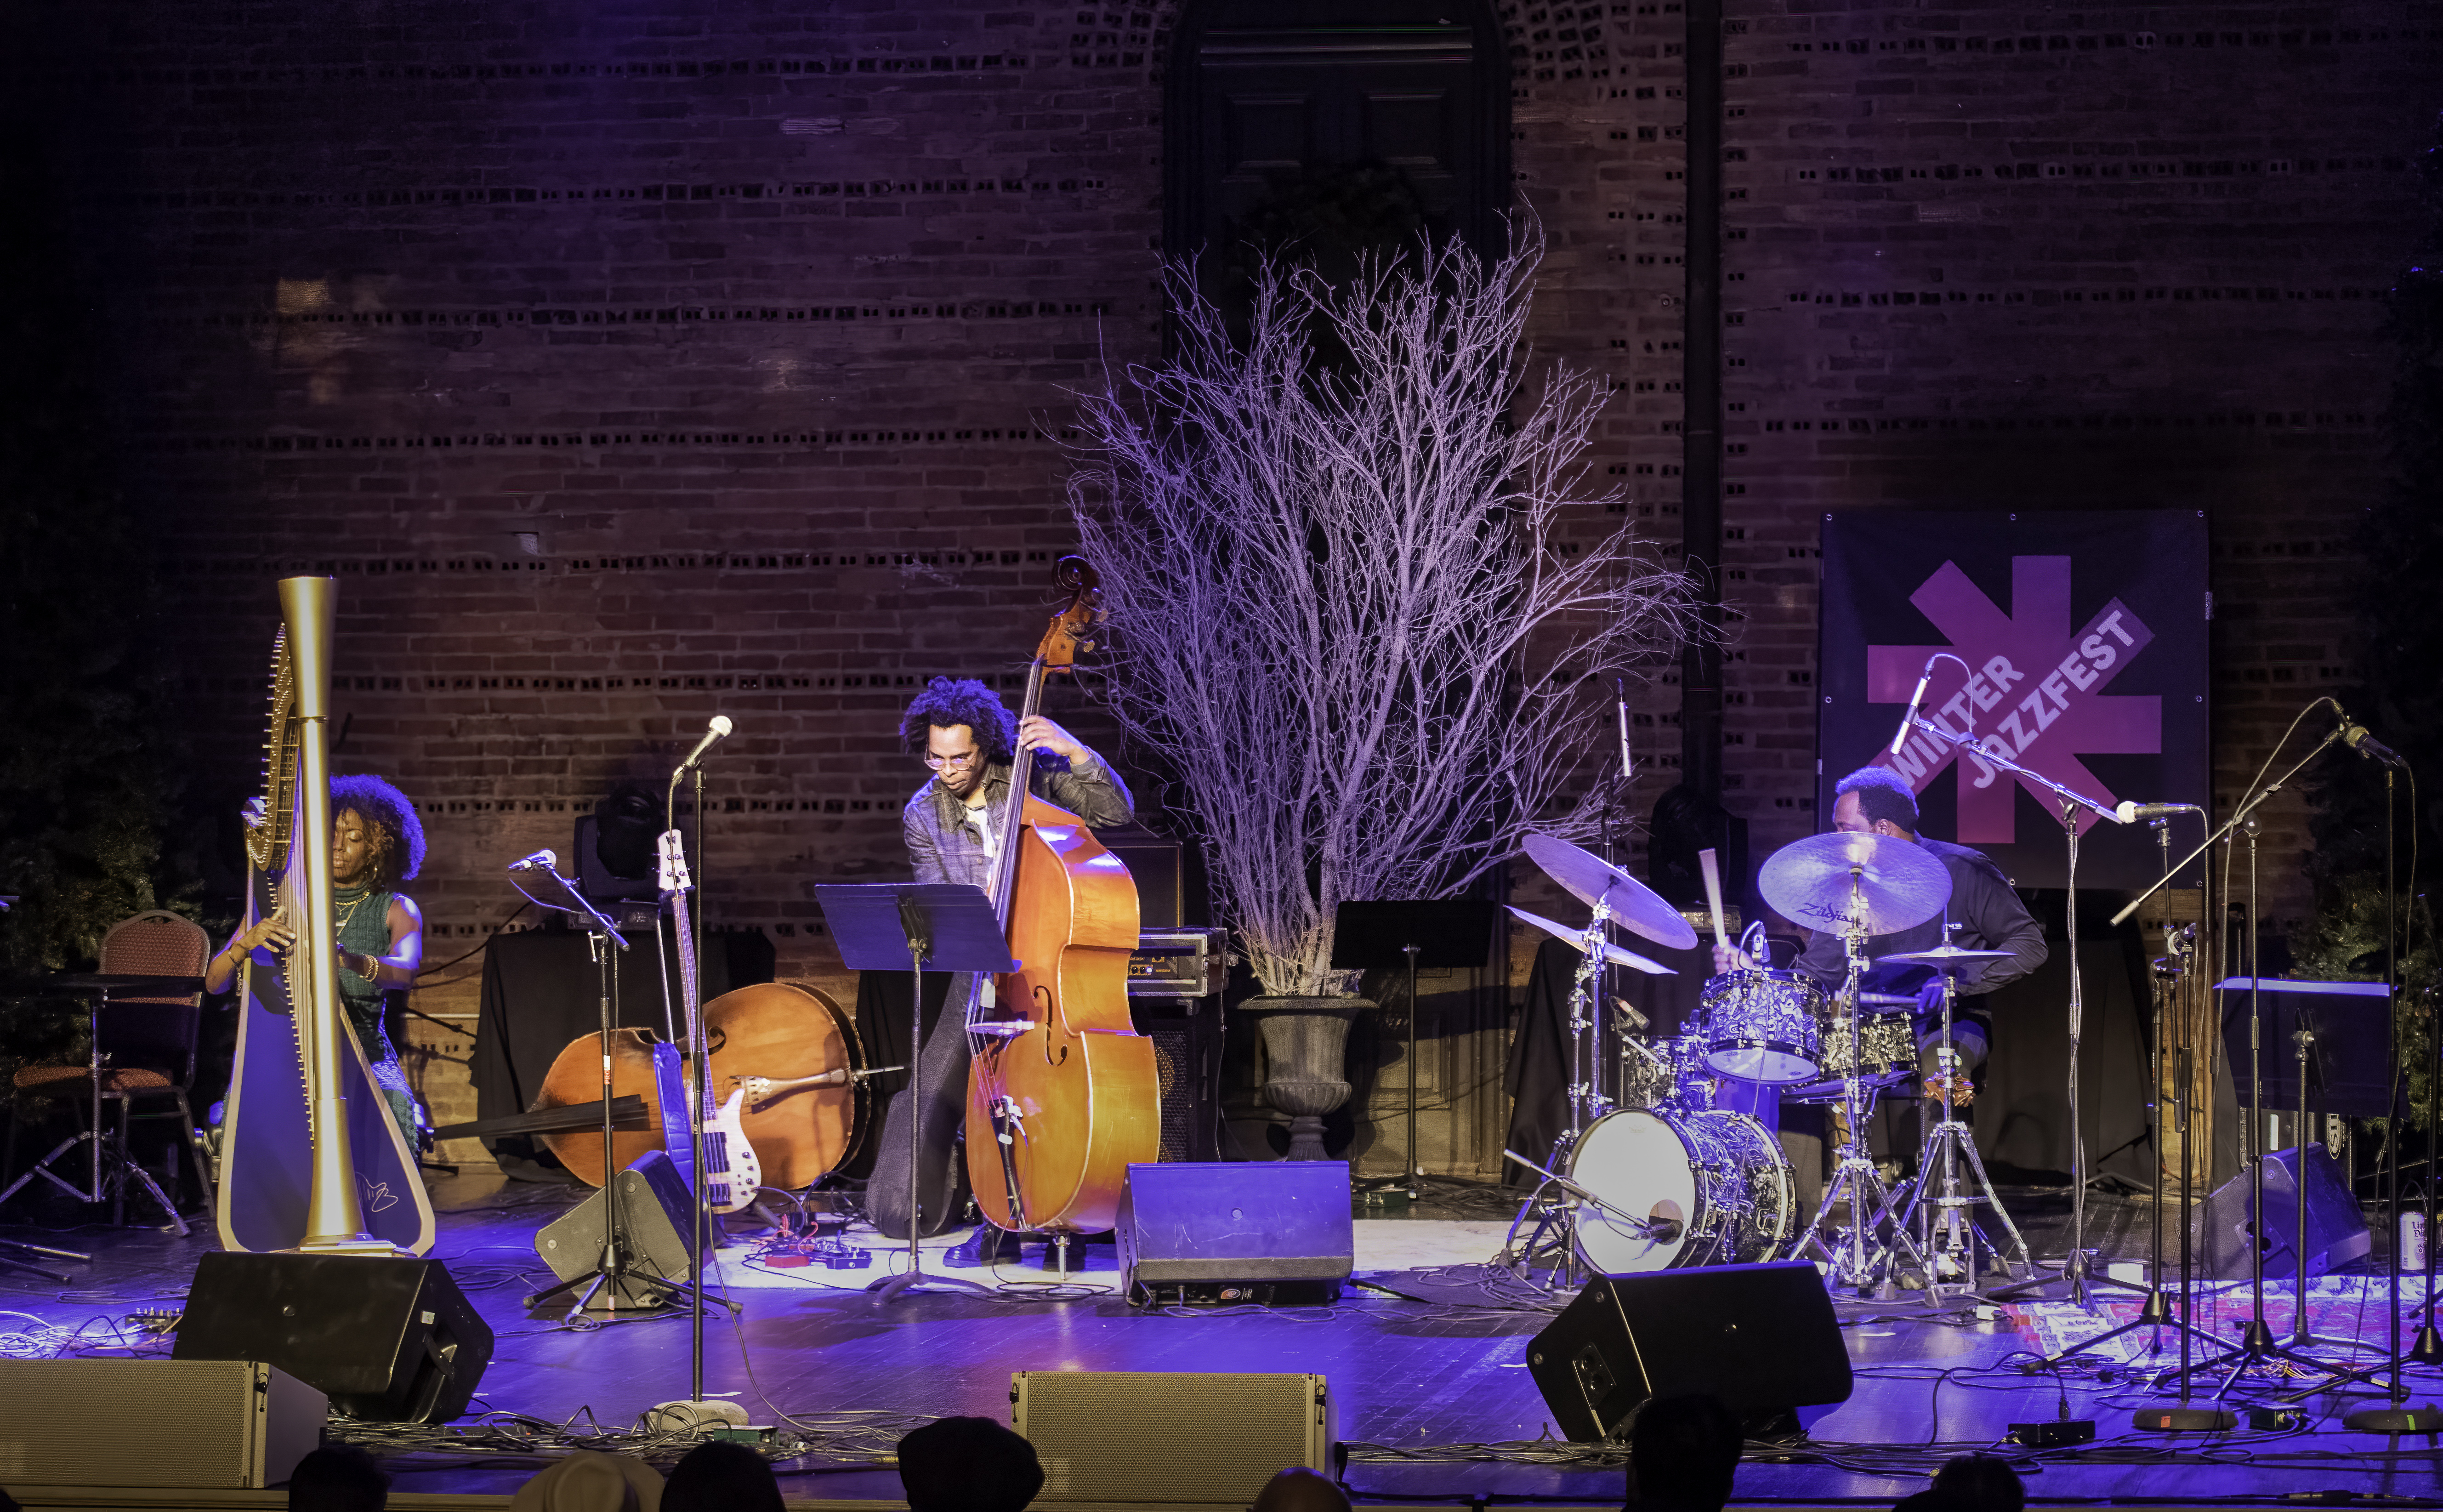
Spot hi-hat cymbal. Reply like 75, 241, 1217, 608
1758, 831, 1952, 937
1876, 943, 2013, 970
1504, 906, 1677, 976
1521, 833, 1699, 951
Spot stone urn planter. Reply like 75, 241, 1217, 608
1240, 995, 1370, 1161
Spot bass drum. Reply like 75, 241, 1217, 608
1567, 1108, 1797, 1273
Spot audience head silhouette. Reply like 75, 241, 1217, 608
661, 1442, 783, 1512
1891, 1453, 2025, 1512
508, 1450, 664, 1512
288, 1446, 389, 1512
1250, 1466, 1351, 1512
897, 1416, 1045, 1512
1624, 1394, 1744, 1512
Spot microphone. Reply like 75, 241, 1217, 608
1889, 660, 1933, 756
2343, 725, 2408, 769
506, 848, 557, 874
2113, 801, 2203, 825
676, 714, 734, 773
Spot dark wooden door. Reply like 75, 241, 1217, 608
1165, 0, 1508, 262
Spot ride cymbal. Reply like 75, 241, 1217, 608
1757, 831, 1952, 937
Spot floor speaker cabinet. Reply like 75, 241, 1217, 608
1135, 999, 1224, 1163
2191, 1142, 2372, 1281
0, 1359, 324, 1488
1114, 1160, 1353, 1304
1012, 1370, 1334, 1509
1528, 1261, 1854, 1441
535, 1148, 699, 1307
173, 1252, 492, 1424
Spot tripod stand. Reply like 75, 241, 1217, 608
1880, 940, 2032, 1295
1332, 901, 1501, 1203
1791, 887, 1920, 1292
2045, 915, 2223, 1372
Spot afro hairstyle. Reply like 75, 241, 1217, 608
330, 773, 426, 888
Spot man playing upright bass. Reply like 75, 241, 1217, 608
869, 676, 1135, 1243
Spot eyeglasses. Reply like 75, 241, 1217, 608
922, 750, 983, 770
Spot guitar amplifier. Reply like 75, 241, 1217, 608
1129, 927, 1229, 999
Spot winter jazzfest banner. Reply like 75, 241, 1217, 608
1817, 510, 2210, 890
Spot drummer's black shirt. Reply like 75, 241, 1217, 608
1788, 836, 2048, 1009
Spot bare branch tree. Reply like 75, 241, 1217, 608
1069, 227, 1699, 997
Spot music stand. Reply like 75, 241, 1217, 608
1331, 901, 1500, 1201
814, 882, 1013, 1301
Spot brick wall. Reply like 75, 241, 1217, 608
11, 1, 2437, 1165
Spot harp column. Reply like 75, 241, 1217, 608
278, 575, 386, 1252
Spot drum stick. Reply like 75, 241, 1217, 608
1697, 847, 1731, 954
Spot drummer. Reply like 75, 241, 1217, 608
1712, 766, 2046, 1094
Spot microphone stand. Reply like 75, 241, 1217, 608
521, 865, 704, 1317
1892, 714, 2125, 1306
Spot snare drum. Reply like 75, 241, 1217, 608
1566, 1107, 1797, 1272
1697, 970, 1824, 1084
1784, 1007, 1919, 1103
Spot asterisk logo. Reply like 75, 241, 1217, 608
1868, 557, 2162, 843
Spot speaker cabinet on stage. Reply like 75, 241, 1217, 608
0, 1359, 324, 1487
535, 1148, 699, 1306
1114, 1160, 1353, 1301
1528, 1261, 1853, 1441
172, 1252, 489, 1424
1012, 1370, 1334, 1507
2191, 1142, 2371, 1280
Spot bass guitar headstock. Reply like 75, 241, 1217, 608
656, 829, 694, 896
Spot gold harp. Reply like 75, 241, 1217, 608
215, 577, 434, 1255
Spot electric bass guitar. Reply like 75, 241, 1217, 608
656, 829, 762, 1212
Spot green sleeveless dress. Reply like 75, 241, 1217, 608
331, 883, 423, 1145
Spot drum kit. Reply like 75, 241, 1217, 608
1500, 828, 2032, 1297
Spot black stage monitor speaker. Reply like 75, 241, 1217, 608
1528, 1260, 1853, 1441
2191, 1142, 2370, 1281
174, 1252, 493, 1423
1115, 1160, 1353, 1301
536, 1148, 699, 1307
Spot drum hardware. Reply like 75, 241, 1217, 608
1502, 838, 1688, 1287
1760, 846, 1949, 1293
1873, 930, 2034, 1297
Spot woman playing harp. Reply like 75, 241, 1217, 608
204, 775, 430, 1146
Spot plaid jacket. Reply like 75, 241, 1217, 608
902, 751, 1134, 888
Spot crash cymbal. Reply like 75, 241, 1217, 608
1504, 906, 1677, 976
41, 973, 207, 995
1757, 831, 1952, 937
1521, 833, 1699, 951
1876, 943, 2014, 970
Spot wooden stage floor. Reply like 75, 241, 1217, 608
4, 1173, 2442, 1507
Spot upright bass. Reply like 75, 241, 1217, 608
963, 560, 1160, 1238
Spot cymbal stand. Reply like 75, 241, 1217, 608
1790, 871, 1919, 1292
1881, 943, 2032, 1296
1499, 900, 1616, 1288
